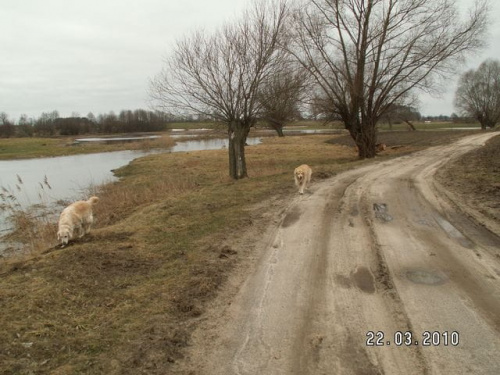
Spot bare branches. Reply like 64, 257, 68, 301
290, 0, 489, 120
150, 0, 290, 126
455, 59, 500, 129
288, 0, 489, 157
258, 62, 309, 135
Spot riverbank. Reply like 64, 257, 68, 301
0, 134, 175, 160
0, 131, 491, 374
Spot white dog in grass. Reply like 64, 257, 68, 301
57, 196, 99, 247
294, 164, 312, 194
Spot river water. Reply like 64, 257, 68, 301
0, 136, 262, 236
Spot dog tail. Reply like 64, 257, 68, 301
87, 196, 99, 205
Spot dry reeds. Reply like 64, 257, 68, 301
0, 175, 58, 255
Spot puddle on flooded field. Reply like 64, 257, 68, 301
170, 136, 261, 152
74, 136, 160, 143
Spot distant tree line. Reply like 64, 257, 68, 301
0, 109, 194, 138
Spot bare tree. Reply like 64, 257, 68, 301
258, 64, 308, 136
381, 103, 421, 131
454, 59, 500, 129
150, 0, 289, 179
289, 0, 489, 158
0, 112, 15, 138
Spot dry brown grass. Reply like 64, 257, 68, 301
436, 133, 500, 222
1, 176, 59, 255
0, 134, 422, 374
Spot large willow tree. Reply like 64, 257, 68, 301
290, 0, 489, 158
150, 1, 289, 179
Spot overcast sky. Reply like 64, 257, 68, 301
1, 0, 499, 121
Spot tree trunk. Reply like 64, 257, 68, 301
348, 119, 377, 159
268, 120, 285, 137
478, 118, 495, 129
405, 120, 416, 131
274, 125, 284, 137
228, 123, 250, 179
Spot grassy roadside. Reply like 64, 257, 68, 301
435, 134, 500, 223
0, 135, 175, 160
0, 131, 482, 374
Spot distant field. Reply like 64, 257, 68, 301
0, 119, 485, 160
165, 121, 223, 130
377, 121, 480, 131
326, 129, 484, 149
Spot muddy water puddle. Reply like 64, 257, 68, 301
404, 268, 448, 285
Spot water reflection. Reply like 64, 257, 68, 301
171, 137, 261, 152
74, 136, 160, 143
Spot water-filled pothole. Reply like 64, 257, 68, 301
405, 268, 447, 285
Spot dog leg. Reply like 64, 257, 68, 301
84, 223, 92, 235
77, 225, 84, 238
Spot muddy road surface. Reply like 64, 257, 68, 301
174, 133, 500, 375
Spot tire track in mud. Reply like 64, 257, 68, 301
360, 183, 429, 374
289, 173, 367, 374
335, 167, 430, 374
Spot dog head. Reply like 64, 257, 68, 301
295, 170, 304, 182
88, 196, 99, 205
57, 227, 72, 247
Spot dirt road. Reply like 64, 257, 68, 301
175, 133, 500, 375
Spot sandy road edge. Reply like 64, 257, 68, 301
425, 132, 500, 242
432, 178, 500, 237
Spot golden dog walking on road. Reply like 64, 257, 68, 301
294, 164, 312, 195
57, 196, 99, 247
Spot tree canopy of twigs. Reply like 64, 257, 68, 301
258, 64, 309, 136
150, 0, 290, 179
454, 59, 500, 129
289, 0, 489, 158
